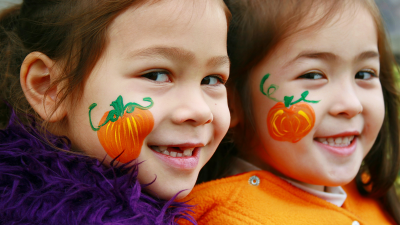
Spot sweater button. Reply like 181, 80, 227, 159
248, 175, 260, 186
352, 221, 360, 225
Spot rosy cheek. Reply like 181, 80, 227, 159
267, 102, 316, 143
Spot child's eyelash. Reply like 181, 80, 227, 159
202, 75, 226, 85
140, 70, 171, 82
214, 75, 227, 84
355, 69, 378, 80
298, 71, 325, 79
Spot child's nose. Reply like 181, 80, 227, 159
328, 83, 363, 118
170, 89, 213, 126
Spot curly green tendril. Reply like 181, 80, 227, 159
260, 73, 320, 107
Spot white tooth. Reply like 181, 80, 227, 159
177, 153, 183, 157
170, 151, 177, 157
159, 146, 168, 151
327, 137, 334, 143
152, 146, 160, 152
349, 136, 354, 141
318, 138, 327, 142
335, 137, 342, 144
183, 149, 192, 156
162, 150, 170, 156
343, 137, 349, 145
323, 141, 328, 145
329, 142, 335, 146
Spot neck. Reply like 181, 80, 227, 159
286, 178, 326, 192
232, 156, 327, 192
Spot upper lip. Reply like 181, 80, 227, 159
316, 131, 360, 138
149, 142, 205, 148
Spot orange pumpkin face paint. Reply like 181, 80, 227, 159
267, 102, 315, 143
260, 73, 320, 143
88, 96, 154, 163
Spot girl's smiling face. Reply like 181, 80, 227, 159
64, 0, 230, 200
247, 5, 384, 188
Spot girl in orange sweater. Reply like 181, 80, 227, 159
183, 0, 400, 224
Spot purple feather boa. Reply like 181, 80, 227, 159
0, 111, 196, 225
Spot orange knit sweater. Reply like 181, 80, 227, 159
180, 170, 395, 225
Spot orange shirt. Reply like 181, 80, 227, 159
180, 170, 395, 225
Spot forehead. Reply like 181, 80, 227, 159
109, 0, 224, 35
269, 3, 378, 61
274, 1, 376, 49
104, 0, 227, 60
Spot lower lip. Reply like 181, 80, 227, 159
315, 138, 357, 156
152, 147, 200, 170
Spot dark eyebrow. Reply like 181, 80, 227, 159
284, 51, 336, 68
291, 51, 337, 64
127, 46, 196, 62
285, 50, 380, 67
356, 51, 380, 61
126, 46, 230, 68
207, 56, 230, 68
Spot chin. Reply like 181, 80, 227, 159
173, 189, 191, 200
144, 181, 194, 200
320, 178, 353, 187
319, 171, 359, 186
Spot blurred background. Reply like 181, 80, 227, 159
3, 0, 399, 60
0, 0, 399, 57
0, 0, 400, 59
0, 0, 21, 11
1, 0, 400, 193
376, 0, 400, 62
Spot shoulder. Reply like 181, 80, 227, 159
180, 170, 305, 225
342, 181, 396, 224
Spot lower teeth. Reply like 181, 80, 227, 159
152, 146, 192, 157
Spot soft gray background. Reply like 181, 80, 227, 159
376, 0, 400, 56
0, 0, 21, 10
0, 0, 399, 56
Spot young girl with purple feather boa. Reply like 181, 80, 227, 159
0, 0, 231, 224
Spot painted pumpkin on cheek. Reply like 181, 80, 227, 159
260, 73, 320, 143
89, 95, 154, 163
267, 102, 315, 143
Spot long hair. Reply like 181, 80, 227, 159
199, 0, 400, 222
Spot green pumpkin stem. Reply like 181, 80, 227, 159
88, 95, 154, 131
284, 96, 294, 108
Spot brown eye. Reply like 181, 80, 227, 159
142, 70, 171, 82
355, 70, 377, 80
201, 75, 224, 85
298, 72, 324, 79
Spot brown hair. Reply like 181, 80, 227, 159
199, 0, 400, 222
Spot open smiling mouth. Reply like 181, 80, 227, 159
315, 135, 355, 147
150, 146, 195, 157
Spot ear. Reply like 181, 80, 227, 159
20, 52, 67, 122
228, 89, 242, 128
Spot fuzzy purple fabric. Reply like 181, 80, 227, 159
0, 111, 196, 225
